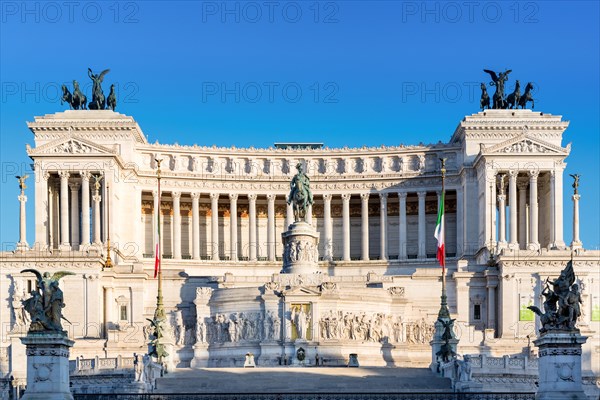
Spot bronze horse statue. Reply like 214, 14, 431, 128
479, 83, 490, 110
292, 177, 309, 221
72, 80, 87, 110
518, 82, 534, 109
506, 80, 521, 109
107, 84, 117, 111
61, 83, 87, 110
61, 85, 73, 109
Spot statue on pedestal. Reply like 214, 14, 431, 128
287, 163, 314, 222
528, 260, 582, 332
20, 269, 74, 333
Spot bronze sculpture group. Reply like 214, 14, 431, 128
287, 163, 314, 222
528, 260, 582, 333
20, 269, 75, 333
481, 69, 534, 110
61, 68, 117, 111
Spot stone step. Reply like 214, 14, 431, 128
155, 367, 452, 393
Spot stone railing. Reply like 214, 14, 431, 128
468, 354, 538, 372
69, 355, 135, 375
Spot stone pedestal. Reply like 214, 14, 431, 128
281, 222, 320, 274
533, 331, 588, 400
429, 318, 458, 372
190, 343, 209, 368
20, 332, 74, 400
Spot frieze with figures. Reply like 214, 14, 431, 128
318, 311, 434, 344
193, 311, 281, 345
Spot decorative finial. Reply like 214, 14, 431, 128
439, 158, 447, 177
16, 175, 29, 192
570, 173, 580, 195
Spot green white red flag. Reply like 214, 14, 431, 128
434, 191, 445, 270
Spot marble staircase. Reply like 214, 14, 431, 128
155, 367, 452, 393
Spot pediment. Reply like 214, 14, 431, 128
28, 136, 117, 156
282, 286, 322, 296
481, 134, 570, 155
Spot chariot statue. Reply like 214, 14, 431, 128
87, 67, 110, 110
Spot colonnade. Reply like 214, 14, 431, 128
38, 171, 104, 250
147, 190, 459, 262
492, 169, 565, 251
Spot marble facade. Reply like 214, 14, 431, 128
0, 109, 599, 380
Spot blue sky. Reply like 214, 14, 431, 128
1, 1, 598, 249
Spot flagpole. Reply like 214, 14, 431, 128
438, 158, 449, 319
103, 183, 113, 270
154, 158, 165, 322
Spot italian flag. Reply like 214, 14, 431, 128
434, 191, 445, 269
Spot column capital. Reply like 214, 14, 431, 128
572, 194, 580, 201
417, 190, 427, 198
322, 193, 332, 201
229, 193, 239, 201
248, 193, 257, 201
341, 193, 351, 201
43, 171, 51, 181
80, 171, 92, 181
68, 182, 80, 191
92, 193, 101, 202
508, 170, 518, 179
18, 194, 27, 202
266, 193, 276, 202
398, 191, 408, 199
210, 192, 220, 200
497, 194, 506, 202
191, 192, 201, 200
517, 181, 529, 191
58, 171, 70, 180
172, 191, 181, 200
360, 193, 370, 201
152, 190, 158, 198
528, 170, 540, 180
380, 192, 388, 201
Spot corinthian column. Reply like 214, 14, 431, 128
417, 191, 426, 259
360, 193, 370, 261
517, 181, 528, 249
571, 193, 582, 249
34, 170, 49, 249
497, 175, 507, 248
508, 170, 518, 249
191, 193, 200, 260
528, 170, 540, 250
398, 192, 407, 260
93, 186, 102, 246
16, 186, 28, 251
172, 192, 182, 259
342, 193, 351, 261
551, 166, 566, 249
380, 192, 388, 261
267, 194, 276, 261
59, 171, 70, 250
248, 194, 257, 261
323, 194, 333, 261
210, 193, 220, 261
80, 172, 91, 247
229, 193, 238, 261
